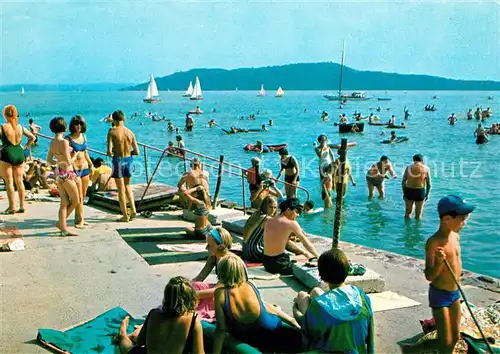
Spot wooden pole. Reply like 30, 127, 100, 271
241, 170, 247, 215
332, 138, 348, 249
212, 155, 225, 208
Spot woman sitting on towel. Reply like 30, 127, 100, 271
183, 185, 212, 240
212, 254, 301, 354
292, 249, 374, 353
191, 226, 234, 321
242, 196, 277, 263
115, 276, 204, 354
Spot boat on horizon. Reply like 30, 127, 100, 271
21, 87, 25, 96
377, 97, 392, 101
190, 77, 203, 100
143, 74, 161, 103
324, 42, 370, 102
257, 84, 266, 97
275, 87, 284, 98
183, 81, 193, 97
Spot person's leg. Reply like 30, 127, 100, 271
124, 177, 136, 218
367, 180, 375, 199
377, 183, 385, 199
117, 316, 135, 354
402, 307, 448, 353
291, 181, 299, 199
415, 201, 425, 220
404, 200, 413, 218
63, 179, 81, 232
74, 176, 85, 228
13, 164, 26, 212
1, 164, 15, 212
448, 299, 461, 353
56, 181, 77, 236
286, 239, 311, 258
114, 178, 129, 222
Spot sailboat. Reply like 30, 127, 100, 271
190, 76, 203, 100
183, 81, 193, 97
275, 87, 284, 98
257, 84, 266, 97
143, 74, 161, 103
324, 42, 369, 101
20, 87, 25, 96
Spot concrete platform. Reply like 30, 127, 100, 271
222, 216, 249, 234
182, 207, 245, 226
293, 264, 386, 294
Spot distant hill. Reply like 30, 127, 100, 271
0, 83, 133, 92
126, 62, 500, 91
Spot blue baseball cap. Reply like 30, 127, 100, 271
437, 195, 475, 217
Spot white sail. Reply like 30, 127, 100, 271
21, 87, 25, 96
258, 84, 266, 96
184, 81, 193, 96
192, 76, 202, 98
144, 84, 152, 99
276, 87, 284, 97
149, 74, 159, 97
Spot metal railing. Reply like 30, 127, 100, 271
33, 133, 310, 215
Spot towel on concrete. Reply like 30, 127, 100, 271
247, 266, 280, 280
37, 307, 144, 354
157, 243, 207, 253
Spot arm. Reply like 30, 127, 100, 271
292, 223, 319, 258
250, 183, 266, 202
22, 127, 36, 149
46, 144, 56, 165
314, 147, 322, 159
134, 310, 151, 347
387, 163, 397, 178
401, 167, 408, 191
131, 132, 139, 156
425, 168, 432, 200
192, 255, 216, 282
106, 129, 113, 156
177, 173, 189, 191
269, 182, 283, 198
347, 164, 356, 186
192, 316, 205, 354
424, 239, 445, 282
292, 302, 305, 323
213, 289, 227, 354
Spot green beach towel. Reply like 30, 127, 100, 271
38, 307, 144, 354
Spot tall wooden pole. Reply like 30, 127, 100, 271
332, 138, 348, 249
212, 155, 225, 208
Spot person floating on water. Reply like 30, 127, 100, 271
194, 106, 202, 114
321, 111, 329, 121
448, 113, 457, 125
402, 154, 431, 220
389, 131, 397, 143
167, 122, 174, 132
402, 195, 474, 354
208, 119, 216, 127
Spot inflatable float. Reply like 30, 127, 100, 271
381, 137, 409, 144
244, 143, 288, 153
188, 110, 203, 115
386, 124, 407, 129
222, 128, 265, 134
368, 122, 388, 126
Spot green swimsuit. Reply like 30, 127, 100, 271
0, 125, 25, 166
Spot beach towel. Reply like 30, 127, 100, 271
157, 243, 207, 253
247, 266, 280, 280
37, 307, 144, 354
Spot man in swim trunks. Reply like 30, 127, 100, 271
277, 148, 300, 199
177, 157, 210, 209
402, 154, 431, 220
263, 199, 319, 275
28, 119, 42, 145
366, 155, 397, 199
107, 110, 139, 222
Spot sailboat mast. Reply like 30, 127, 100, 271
338, 41, 345, 97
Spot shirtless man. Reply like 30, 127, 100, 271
366, 155, 397, 199
277, 148, 300, 199
107, 110, 139, 222
404, 195, 474, 354
263, 198, 319, 275
448, 113, 457, 125
177, 157, 209, 209
28, 119, 42, 145
402, 154, 431, 219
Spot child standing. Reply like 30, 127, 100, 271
406, 195, 475, 353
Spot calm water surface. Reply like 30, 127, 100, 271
1, 90, 499, 277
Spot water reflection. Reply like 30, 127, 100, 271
397, 218, 425, 252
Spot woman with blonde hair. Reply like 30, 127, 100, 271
242, 196, 277, 262
47, 117, 83, 236
0, 105, 35, 214
66, 115, 94, 228
116, 276, 205, 354
213, 254, 302, 353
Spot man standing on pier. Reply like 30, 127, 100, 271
402, 154, 432, 220
107, 110, 139, 222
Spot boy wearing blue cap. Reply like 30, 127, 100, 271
405, 195, 475, 353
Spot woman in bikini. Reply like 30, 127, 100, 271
47, 117, 83, 236
183, 185, 213, 240
0, 105, 35, 214
116, 276, 205, 354
66, 115, 94, 228
277, 148, 300, 199
242, 196, 277, 263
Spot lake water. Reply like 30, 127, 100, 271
2, 90, 499, 278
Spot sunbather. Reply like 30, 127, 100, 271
183, 185, 213, 240
115, 276, 204, 354
212, 254, 301, 353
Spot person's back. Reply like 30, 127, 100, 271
263, 214, 294, 256
109, 125, 135, 158
405, 162, 427, 188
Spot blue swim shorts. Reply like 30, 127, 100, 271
429, 284, 460, 308
111, 156, 133, 179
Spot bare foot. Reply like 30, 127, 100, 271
116, 215, 130, 222
129, 212, 137, 220
59, 229, 78, 236
74, 223, 86, 229
120, 316, 130, 337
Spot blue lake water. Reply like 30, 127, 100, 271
1, 90, 499, 277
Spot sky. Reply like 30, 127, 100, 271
1, 0, 499, 85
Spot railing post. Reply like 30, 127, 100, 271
138, 149, 168, 208
183, 154, 187, 173
143, 145, 149, 183
332, 138, 348, 249
241, 170, 246, 215
212, 155, 225, 208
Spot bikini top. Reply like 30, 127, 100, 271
280, 156, 295, 170
66, 135, 88, 152
224, 281, 282, 332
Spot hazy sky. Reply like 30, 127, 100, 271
1, 1, 499, 85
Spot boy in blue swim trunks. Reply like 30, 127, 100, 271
107, 110, 139, 222
404, 195, 475, 354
